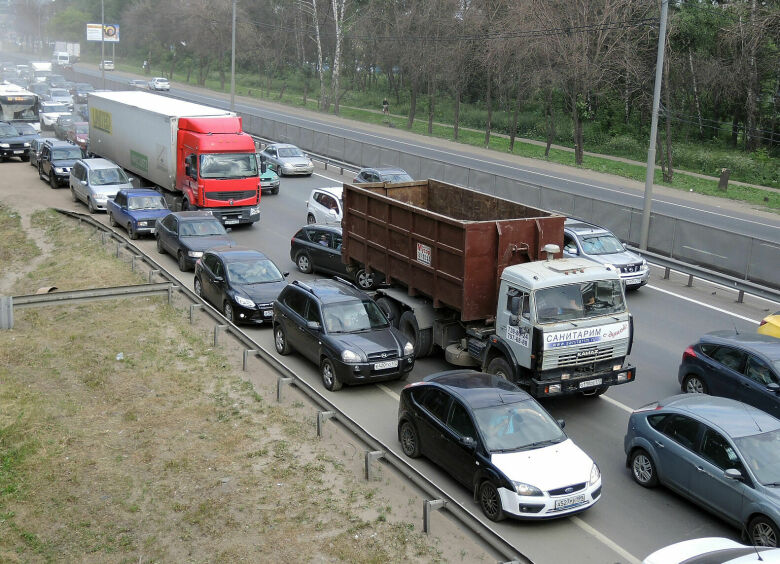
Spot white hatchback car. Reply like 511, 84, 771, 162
306, 186, 343, 226
148, 77, 170, 91
643, 537, 780, 563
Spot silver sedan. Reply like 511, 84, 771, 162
257, 143, 313, 176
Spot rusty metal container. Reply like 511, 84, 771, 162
342, 180, 564, 322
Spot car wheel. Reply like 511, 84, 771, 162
127, 223, 138, 240
71, 187, 78, 202
274, 325, 291, 355
194, 277, 202, 297
38, 163, 44, 181
296, 252, 313, 274
108, 212, 116, 226
399, 310, 434, 358
307, 213, 316, 225
177, 251, 188, 272
21, 155, 29, 162
630, 449, 659, 488
479, 481, 506, 522
272, 187, 279, 195
749, 516, 779, 547
223, 301, 236, 324
682, 374, 708, 394
49, 171, 58, 189
399, 421, 421, 458
320, 357, 342, 391
156, 235, 165, 254
354, 267, 376, 290
87, 198, 96, 214
376, 297, 401, 328
487, 357, 512, 380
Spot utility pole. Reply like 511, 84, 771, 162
100, 0, 105, 89
639, 0, 669, 251
230, 0, 236, 111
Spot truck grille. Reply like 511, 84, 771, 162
542, 340, 628, 370
205, 190, 256, 202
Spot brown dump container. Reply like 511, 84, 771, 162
342, 179, 564, 322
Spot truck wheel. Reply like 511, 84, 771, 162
127, 223, 138, 240
181, 199, 190, 211
399, 311, 434, 358
376, 297, 400, 328
487, 357, 512, 380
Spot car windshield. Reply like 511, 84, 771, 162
0, 122, 17, 136
473, 400, 566, 453
580, 234, 625, 255
50, 89, 68, 96
12, 123, 37, 134
379, 172, 412, 183
43, 103, 68, 113
52, 147, 82, 159
180, 219, 226, 237
199, 153, 258, 179
75, 124, 88, 134
535, 280, 626, 323
734, 429, 780, 486
89, 168, 129, 186
277, 147, 304, 158
322, 300, 389, 333
226, 259, 283, 284
128, 196, 166, 210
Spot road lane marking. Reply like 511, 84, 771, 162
680, 246, 728, 260
646, 284, 761, 324
571, 517, 642, 564
600, 395, 634, 414
377, 383, 400, 401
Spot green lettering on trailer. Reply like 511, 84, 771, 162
130, 150, 148, 173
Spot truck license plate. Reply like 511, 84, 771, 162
578, 378, 602, 389
224, 219, 239, 225
554, 494, 586, 510
374, 360, 398, 370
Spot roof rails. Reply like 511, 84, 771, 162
291, 280, 314, 294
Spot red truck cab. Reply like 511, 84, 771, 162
176, 116, 260, 226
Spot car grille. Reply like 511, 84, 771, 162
205, 190, 256, 202
293, 163, 310, 168
6, 143, 26, 150
548, 482, 586, 497
367, 351, 398, 361
620, 263, 643, 273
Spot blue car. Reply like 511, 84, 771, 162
625, 394, 780, 547
106, 189, 170, 239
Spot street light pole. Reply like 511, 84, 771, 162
230, 0, 236, 111
639, 0, 669, 250
100, 0, 105, 89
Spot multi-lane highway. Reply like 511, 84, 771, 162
4, 151, 777, 563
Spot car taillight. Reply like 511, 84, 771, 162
682, 346, 697, 361
759, 320, 767, 327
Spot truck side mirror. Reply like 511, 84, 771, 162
184, 164, 191, 177
259, 155, 267, 174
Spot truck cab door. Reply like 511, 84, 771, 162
497, 284, 533, 369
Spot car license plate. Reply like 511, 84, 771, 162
626, 278, 641, 285
554, 494, 586, 510
224, 219, 239, 225
263, 310, 273, 318
14, 150, 23, 154
374, 360, 398, 370
578, 378, 602, 389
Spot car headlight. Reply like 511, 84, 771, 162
341, 349, 361, 363
23, 142, 30, 147
187, 250, 203, 258
54, 167, 64, 174
0, 143, 9, 148
307, 160, 313, 167
512, 481, 543, 497
234, 295, 254, 308
589, 463, 601, 485
403, 341, 414, 356
641, 259, 647, 268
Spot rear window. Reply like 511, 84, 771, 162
699, 343, 718, 357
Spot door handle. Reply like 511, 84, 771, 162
654, 440, 664, 448
696, 466, 709, 476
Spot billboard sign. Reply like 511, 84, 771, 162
86, 23, 120, 42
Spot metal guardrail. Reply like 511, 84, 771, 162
12, 282, 176, 308
51, 208, 530, 563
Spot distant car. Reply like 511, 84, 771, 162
642, 537, 780, 564
3, 121, 39, 161
69, 158, 133, 213
678, 330, 779, 418
148, 77, 170, 91
290, 224, 381, 290
70, 82, 94, 104
272, 278, 415, 391
155, 211, 236, 271
195, 247, 288, 325
53, 114, 75, 140
127, 79, 147, 90
38, 139, 82, 188
29, 136, 56, 168
255, 154, 280, 194
98, 60, 114, 71
66, 121, 89, 151
44, 74, 66, 87
398, 370, 602, 521
353, 167, 413, 184
625, 394, 780, 547
306, 186, 342, 226
759, 312, 780, 339
38, 101, 70, 129
45, 87, 73, 107
107, 189, 169, 239
0, 121, 34, 161
258, 143, 313, 176
563, 219, 649, 290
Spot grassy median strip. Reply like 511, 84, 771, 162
0, 209, 467, 562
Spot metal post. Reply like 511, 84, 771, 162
213, 324, 227, 346
316, 411, 336, 437
422, 499, 447, 534
230, 0, 236, 111
115, 242, 121, 257
100, 0, 105, 90
276, 376, 293, 402
0, 296, 13, 330
242, 349, 257, 371
148, 269, 159, 283
364, 450, 384, 481
639, 0, 669, 250
189, 303, 202, 323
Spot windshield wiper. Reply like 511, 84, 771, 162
520, 439, 561, 450
764, 482, 780, 487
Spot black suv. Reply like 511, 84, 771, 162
0, 121, 36, 162
38, 139, 83, 188
273, 278, 415, 391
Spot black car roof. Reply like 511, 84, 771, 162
44, 139, 74, 147
661, 394, 780, 438
207, 246, 269, 262
171, 211, 221, 221
701, 330, 780, 361
301, 224, 341, 234
422, 371, 532, 409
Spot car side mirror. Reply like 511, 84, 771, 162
724, 468, 743, 481
128, 177, 134, 183
213, 276, 224, 284
460, 436, 477, 451
557, 419, 566, 429
327, 209, 337, 216
307, 320, 321, 331
767, 382, 780, 394
623, 243, 628, 250
259, 156, 267, 174
282, 272, 290, 278
80, 180, 86, 185
184, 164, 191, 177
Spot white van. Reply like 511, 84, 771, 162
52, 52, 71, 67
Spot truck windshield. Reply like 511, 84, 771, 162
199, 153, 258, 179
535, 280, 625, 323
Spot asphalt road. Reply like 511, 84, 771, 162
5, 154, 777, 564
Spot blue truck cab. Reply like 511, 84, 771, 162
107, 189, 170, 239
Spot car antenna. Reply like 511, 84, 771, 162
733, 322, 740, 335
